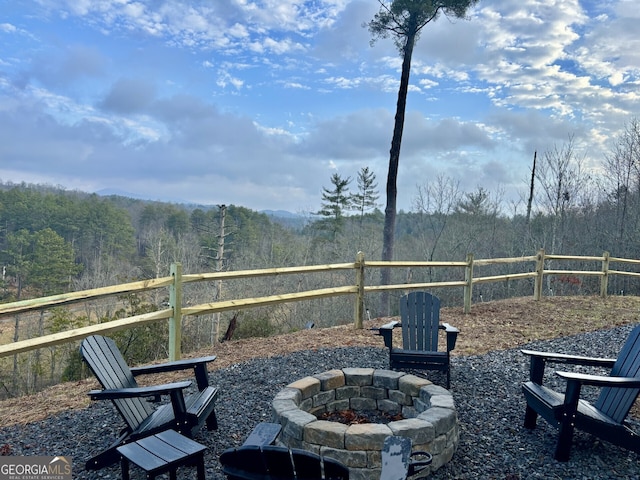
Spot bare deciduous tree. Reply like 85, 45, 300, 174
603, 118, 640, 256
535, 136, 588, 253
534, 135, 590, 294
413, 174, 461, 265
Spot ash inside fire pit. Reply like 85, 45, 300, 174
318, 409, 404, 425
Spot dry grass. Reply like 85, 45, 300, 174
1, 295, 639, 427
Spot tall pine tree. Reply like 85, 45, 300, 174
351, 167, 380, 222
368, 0, 480, 314
316, 173, 352, 240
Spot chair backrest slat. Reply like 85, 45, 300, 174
400, 292, 440, 352
81, 335, 154, 431
220, 445, 350, 480
595, 325, 640, 423
289, 449, 324, 479
262, 446, 297, 477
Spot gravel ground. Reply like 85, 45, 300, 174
1, 324, 639, 479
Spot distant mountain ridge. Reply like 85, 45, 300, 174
96, 188, 187, 203
96, 188, 301, 219
261, 210, 300, 218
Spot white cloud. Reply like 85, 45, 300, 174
1, 23, 17, 33
216, 72, 244, 90
262, 37, 305, 55
284, 82, 310, 90
609, 71, 625, 86
1, 0, 639, 212
323, 74, 398, 93
418, 78, 438, 89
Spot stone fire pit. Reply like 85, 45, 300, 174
271, 368, 458, 480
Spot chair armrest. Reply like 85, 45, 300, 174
556, 371, 640, 389
377, 320, 400, 330
131, 355, 216, 375
521, 349, 616, 385
521, 350, 616, 368
87, 380, 192, 400
440, 323, 459, 333
440, 323, 459, 352
557, 371, 640, 420
372, 321, 400, 350
242, 423, 282, 446
131, 355, 216, 390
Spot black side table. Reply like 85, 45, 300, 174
117, 429, 207, 480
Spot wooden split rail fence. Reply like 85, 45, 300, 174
1, 249, 639, 361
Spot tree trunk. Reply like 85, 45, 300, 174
526, 151, 536, 225
524, 150, 536, 250
221, 313, 237, 342
380, 27, 417, 316
213, 205, 226, 345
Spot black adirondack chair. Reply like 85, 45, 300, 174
521, 324, 640, 461
220, 422, 343, 480
221, 445, 350, 480
80, 335, 220, 470
375, 291, 459, 388
220, 426, 432, 480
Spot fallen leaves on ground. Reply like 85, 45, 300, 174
1, 295, 639, 427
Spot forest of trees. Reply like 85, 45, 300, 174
1, 118, 639, 397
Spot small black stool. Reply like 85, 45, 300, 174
117, 429, 207, 480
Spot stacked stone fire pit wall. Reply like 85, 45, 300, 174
271, 367, 458, 480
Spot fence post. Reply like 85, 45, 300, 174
534, 249, 545, 300
600, 251, 610, 298
354, 251, 365, 329
463, 253, 474, 314
169, 262, 183, 361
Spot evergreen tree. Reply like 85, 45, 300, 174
455, 187, 493, 216
351, 167, 380, 221
29, 228, 83, 296
315, 173, 352, 240
2, 229, 32, 301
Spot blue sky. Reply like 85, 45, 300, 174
1, 1, 638, 213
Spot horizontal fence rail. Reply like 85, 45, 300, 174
1, 249, 638, 361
